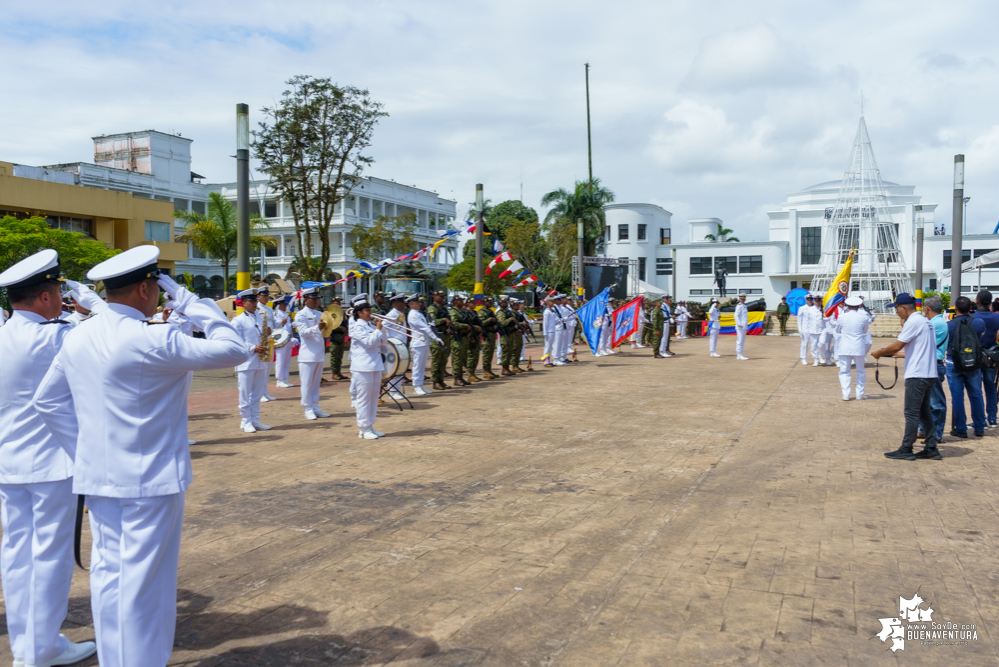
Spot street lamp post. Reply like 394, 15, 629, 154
236, 103, 250, 298
474, 184, 484, 306
951, 155, 964, 301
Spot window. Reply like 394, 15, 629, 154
191, 200, 206, 215
190, 244, 206, 259
618, 224, 629, 241
265, 200, 278, 218
605, 226, 611, 242
714, 256, 737, 274
739, 255, 762, 273
47, 216, 94, 236
173, 198, 188, 212
638, 257, 646, 281
744, 288, 763, 295
800, 227, 821, 264
790, 281, 797, 289
656, 258, 673, 276
929, 278, 937, 290
690, 289, 714, 296
144, 221, 172, 242
876, 223, 901, 263
248, 201, 260, 216
660, 228, 671, 245
637, 224, 647, 241
690, 257, 713, 274
943, 249, 971, 270
265, 237, 278, 257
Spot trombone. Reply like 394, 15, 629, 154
371, 312, 427, 342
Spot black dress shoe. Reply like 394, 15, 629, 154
915, 448, 943, 460
975, 430, 985, 437
884, 447, 916, 460
950, 429, 968, 439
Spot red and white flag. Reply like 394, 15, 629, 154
486, 251, 513, 275
498, 260, 524, 280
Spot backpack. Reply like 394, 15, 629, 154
950, 317, 981, 372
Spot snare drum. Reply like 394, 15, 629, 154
271, 329, 291, 349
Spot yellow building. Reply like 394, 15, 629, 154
0, 160, 188, 273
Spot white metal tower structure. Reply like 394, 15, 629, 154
810, 117, 912, 313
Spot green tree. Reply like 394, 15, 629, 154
254, 75, 388, 281
704, 227, 740, 242
174, 192, 275, 296
351, 213, 419, 263
540, 178, 615, 254
488, 200, 539, 243
464, 198, 493, 222
0, 215, 119, 309
444, 257, 507, 295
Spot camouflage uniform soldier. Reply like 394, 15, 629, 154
372, 291, 389, 316
651, 301, 666, 359
464, 301, 484, 383
776, 297, 790, 335
426, 291, 452, 390
449, 295, 472, 386
512, 301, 529, 372
476, 297, 500, 379
495, 297, 519, 375
328, 296, 348, 380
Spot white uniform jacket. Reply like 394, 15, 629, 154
735, 303, 748, 328
708, 305, 720, 330
0, 311, 74, 484
64, 311, 87, 327
294, 306, 326, 363
232, 309, 267, 372
543, 307, 557, 334
407, 310, 441, 348
348, 318, 387, 372
836, 309, 872, 356
33, 300, 250, 498
797, 305, 814, 334
274, 308, 292, 333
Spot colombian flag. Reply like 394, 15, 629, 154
718, 312, 766, 335
822, 249, 854, 316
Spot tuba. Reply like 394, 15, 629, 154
259, 309, 273, 361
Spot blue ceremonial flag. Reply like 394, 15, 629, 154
576, 287, 610, 355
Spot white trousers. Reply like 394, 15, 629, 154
838, 355, 867, 398
275, 344, 293, 381
559, 328, 571, 359
599, 325, 612, 352
709, 326, 719, 354
88, 492, 185, 667
353, 370, 381, 429
387, 373, 405, 395
237, 369, 267, 422
410, 344, 430, 388
677, 320, 688, 338
0, 479, 75, 665
496, 338, 502, 363
736, 326, 747, 356
819, 332, 833, 361
521, 334, 529, 359
299, 361, 323, 409
801, 333, 821, 361
543, 333, 555, 361
636, 321, 645, 345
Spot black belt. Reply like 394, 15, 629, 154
74, 495, 88, 570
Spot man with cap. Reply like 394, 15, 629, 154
372, 291, 389, 316
407, 294, 442, 395
675, 300, 689, 339
835, 296, 871, 400
33, 245, 249, 667
461, 300, 484, 382
232, 289, 272, 433
385, 293, 409, 399
660, 296, 677, 358
348, 294, 388, 439
872, 293, 942, 460
541, 296, 558, 365
0, 250, 98, 667
274, 296, 295, 388
476, 296, 500, 379
651, 296, 667, 359
734, 294, 749, 361
294, 287, 330, 420
449, 295, 472, 385
327, 296, 349, 381
496, 296, 518, 374
597, 299, 614, 356
707, 299, 721, 357
776, 296, 790, 336
798, 295, 820, 365
561, 295, 578, 361
426, 290, 452, 390
512, 300, 530, 369
256, 286, 278, 401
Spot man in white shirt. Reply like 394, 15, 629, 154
707, 299, 721, 357
542, 297, 558, 365
256, 286, 278, 402
734, 294, 749, 360
835, 296, 871, 400
798, 295, 822, 365
231, 289, 271, 433
872, 293, 939, 460
675, 301, 689, 339
0, 250, 98, 667
293, 287, 329, 420
33, 246, 249, 667
407, 295, 443, 395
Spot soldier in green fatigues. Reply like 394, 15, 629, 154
463, 301, 484, 383
476, 297, 500, 379
449, 295, 471, 386
328, 296, 348, 380
512, 301, 529, 371
642, 301, 655, 347
776, 297, 790, 335
651, 300, 665, 359
372, 291, 389, 316
426, 290, 452, 390
495, 297, 519, 375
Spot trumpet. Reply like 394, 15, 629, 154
371, 313, 427, 342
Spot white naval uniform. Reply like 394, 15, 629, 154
735, 302, 749, 358
64, 310, 88, 327
0, 311, 75, 666
348, 317, 387, 429
564, 305, 577, 360
798, 304, 821, 363
676, 306, 689, 339
542, 306, 557, 363
232, 309, 268, 424
708, 304, 720, 354
259, 303, 276, 390
386, 308, 409, 396
836, 309, 871, 398
294, 305, 326, 414
33, 299, 248, 667
552, 305, 568, 361
658, 304, 674, 355
598, 304, 612, 354
408, 309, 441, 390
274, 309, 293, 382
634, 307, 649, 347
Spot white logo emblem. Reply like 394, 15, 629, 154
876, 593, 933, 652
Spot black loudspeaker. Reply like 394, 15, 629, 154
584, 265, 628, 300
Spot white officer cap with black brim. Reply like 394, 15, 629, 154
87, 246, 161, 289
387, 292, 406, 302
845, 296, 863, 307
0, 249, 61, 290
351, 293, 369, 305
300, 287, 320, 298
406, 294, 421, 303
237, 288, 257, 299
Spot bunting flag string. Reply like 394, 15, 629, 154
486, 251, 513, 275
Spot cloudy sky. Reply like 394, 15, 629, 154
3, 0, 997, 241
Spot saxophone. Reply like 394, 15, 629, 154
259, 309, 273, 361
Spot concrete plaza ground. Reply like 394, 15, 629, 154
4, 333, 999, 665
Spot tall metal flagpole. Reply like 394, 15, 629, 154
236, 103, 250, 299
577, 218, 585, 299
583, 63, 592, 299
474, 184, 484, 307
952, 155, 964, 301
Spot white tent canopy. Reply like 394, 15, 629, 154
940, 248, 999, 278
635, 279, 668, 296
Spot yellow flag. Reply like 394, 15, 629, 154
822, 249, 854, 316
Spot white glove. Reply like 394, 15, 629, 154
157, 275, 197, 313
65, 280, 106, 313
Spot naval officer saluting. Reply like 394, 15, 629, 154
0, 250, 97, 667
33, 246, 250, 667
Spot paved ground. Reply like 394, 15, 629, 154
4, 333, 999, 666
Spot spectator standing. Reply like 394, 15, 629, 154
945, 296, 987, 438
872, 293, 941, 460
922, 296, 948, 444
973, 290, 999, 428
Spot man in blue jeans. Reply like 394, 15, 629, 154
923, 296, 948, 442
947, 296, 987, 438
974, 290, 999, 428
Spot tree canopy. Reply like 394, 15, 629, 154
540, 178, 615, 255
487, 200, 539, 244
350, 213, 419, 263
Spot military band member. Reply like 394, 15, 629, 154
256, 286, 278, 401
386, 293, 409, 399
34, 245, 250, 667
232, 289, 271, 433
426, 290, 452, 390
407, 295, 443, 395
294, 287, 329, 420
274, 297, 295, 387
328, 296, 348, 380
348, 295, 388, 439
449, 295, 472, 385
0, 250, 98, 667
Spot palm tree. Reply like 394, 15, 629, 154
540, 178, 615, 254
464, 198, 494, 222
175, 192, 276, 295
703, 227, 740, 243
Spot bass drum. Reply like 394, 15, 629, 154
382, 337, 410, 379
